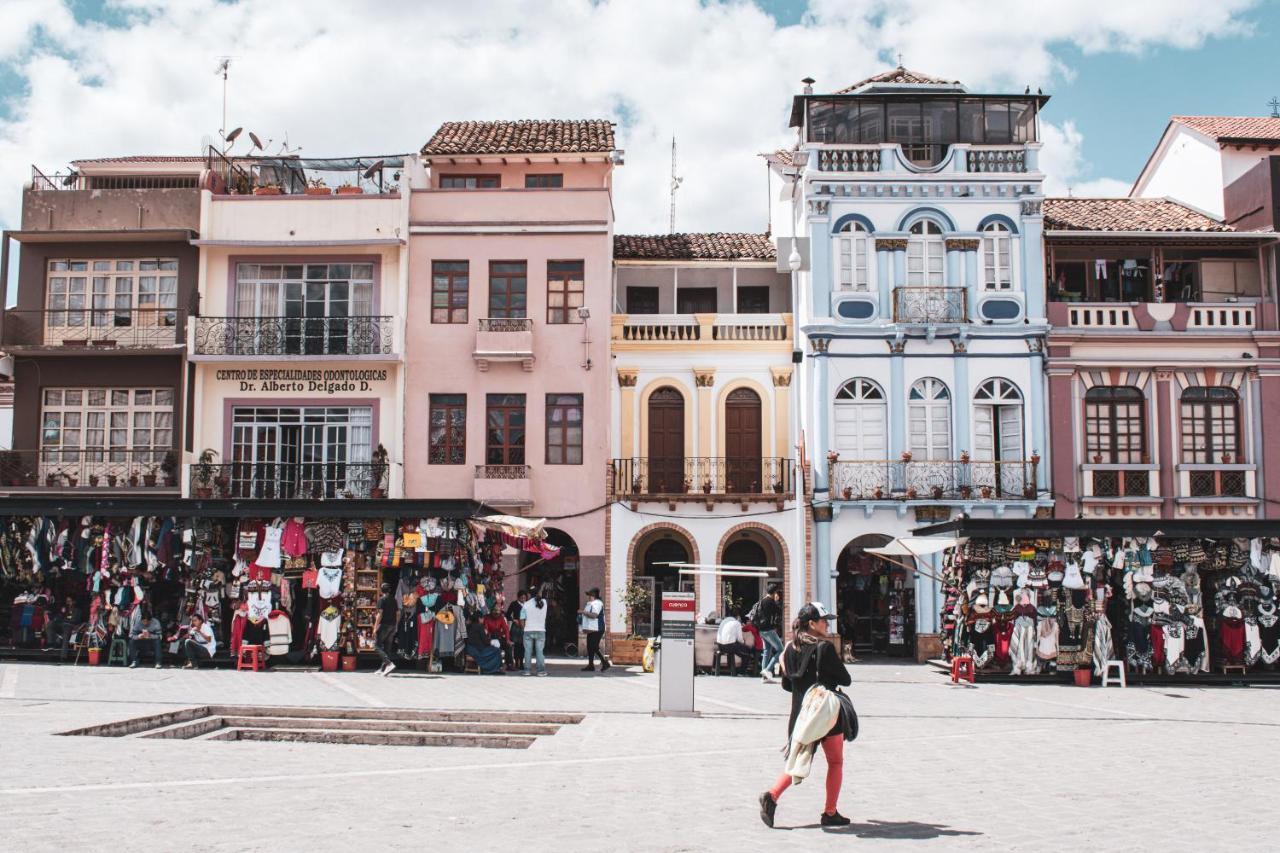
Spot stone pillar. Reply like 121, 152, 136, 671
814, 511, 833, 610
889, 342, 906, 458
770, 366, 793, 460
811, 338, 831, 491
946, 238, 980, 320
1020, 199, 1046, 321
1258, 367, 1280, 517
875, 238, 903, 320
953, 341, 970, 456
617, 368, 638, 459
1047, 365, 1077, 518
1028, 343, 1048, 491
694, 367, 715, 465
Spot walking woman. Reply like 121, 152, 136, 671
759, 602, 852, 828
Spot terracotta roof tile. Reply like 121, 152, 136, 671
70, 155, 206, 164
1173, 115, 1280, 144
1043, 197, 1232, 233
614, 233, 776, 261
834, 66, 961, 94
421, 120, 615, 156
761, 149, 798, 167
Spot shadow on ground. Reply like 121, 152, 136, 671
785, 819, 982, 839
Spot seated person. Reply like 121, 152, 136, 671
46, 595, 86, 661
482, 609, 512, 669
741, 617, 764, 668
128, 604, 164, 668
463, 613, 505, 675
181, 614, 217, 669
715, 610, 757, 674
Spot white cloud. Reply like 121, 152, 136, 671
0, 0, 1261, 238
1039, 120, 1131, 197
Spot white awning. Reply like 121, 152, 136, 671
865, 536, 964, 558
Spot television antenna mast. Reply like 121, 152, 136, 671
214, 57, 233, 153
669, 137, 683, 234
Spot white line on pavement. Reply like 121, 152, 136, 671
606, 672, 774, 715
314, 672, 388, 708
0, 666, 18, 699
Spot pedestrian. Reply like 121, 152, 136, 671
578, 587, 610, 672
509, 613, 525, 672
759, 602, 853, 829
181, 613, 217, 670
520, 585, 549, 676
753, 583, 785, 681
506, 589, 528, 623
373, 582, 398, 676
128, 603, 164, 668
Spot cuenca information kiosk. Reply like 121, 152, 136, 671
657, 590, 696, 716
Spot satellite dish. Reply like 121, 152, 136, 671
361, 159, 385, 179
62, 172, 79, 187
224, 127, 242, 143
249, 132, 263, 150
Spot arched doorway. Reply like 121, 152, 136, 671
718, 527, 784, 620
647, 387, 685, 493
521, 528, 579, 654
632, 530, 695, 636
836, 533, 916, 658
724, 387, 762, 493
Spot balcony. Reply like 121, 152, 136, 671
22, 166, 200, 233
816, 146, 882, 172
965, 147, 1027, 173
0, 448, 179, 492
473, 318, 534, 371
1082, 464, 1156, 499
892, 287, 967, 324
1179, 464, 1252, 499
410, 188, 612, 228
1, 308, 185, 351
191, 461, 387, 500
473, 464, 532, 507
828, 457, 1038, 501
1050, 301, 1257, 332
193, 316, 395, 357
612, 313, 792, 348
610, 458, 795, 505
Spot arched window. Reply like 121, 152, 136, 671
982, 221, 1012, 290
1084, 386, 1145, 464
908, 378, 951, 459
835, 220, 869, 292
1180, 386, 1240, 464
973, 378, 1023, 461
907, 220, 945, 286
834, 379, 886, 460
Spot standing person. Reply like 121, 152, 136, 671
506, 590, 528, 623
578, 587, 610, 672
509, 611, 525, 672
128, 604, 164, 668
520, 585, 549, 676
181, 613, 217, 670
754, 583, 785, 681
759, 602, 853, 829
373, 583, 398, 676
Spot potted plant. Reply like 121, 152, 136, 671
631, 476, 642, 495
1024, 486, 1036, 498
826, 450, 839, 463
304, 178, 332, 196
980, 485, 993, 499
65, 473, 78, 488
873, 487, 883, 499
842, 486, 853, 500
1030, 451, 1041, 465
932, 485, 944, 500
194, 448, 218, 498
128, 473, 139, 487
681, 477, 692, 494
369, 443, 389, 498
906, 486, 918, 499
335, 183, 364, 195
107, 474, 118, 488
959, 485, 972, 499
959, 450, 970, 464
1092, 453, 1103, 464
161, 450, 179, 487
772, 479, 784, 494
901, 450, 913, 462
701, 478, 712, 494
1222, 452, 1233, 464
252, 183, 282, 195
614, 582, 654, 665
89, 474, 100, 487
45, 473, 57, 487
142, 466, 158, 488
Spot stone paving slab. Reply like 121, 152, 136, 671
0, 660, 1277, 851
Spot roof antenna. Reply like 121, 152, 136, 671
669, 137, 682, 235
1270, 96, 1280, 118
214, 57, 232, 154
897, 52, 904, 67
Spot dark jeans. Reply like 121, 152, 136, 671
585, 630, 606, 668
718, 642, 758, 673
129, 636, 162, 665
512, 636, 525, 669
375, 626, 396, 667
184, 640, 213, 668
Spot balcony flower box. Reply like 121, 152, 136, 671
143, 473, 158, 488
842, 486, 854, 500
610, 637, 647, 666
304, 186, 332, 196
253, 185, 282, 196
336, 185, 364, 195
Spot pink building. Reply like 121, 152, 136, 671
404, 120, 618, 650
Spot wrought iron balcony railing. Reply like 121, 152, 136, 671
190, 461, 387, 499
611, 457, 795, 498
828, 457, 1038, 501
193, 315, 394, 356
0, 448, 179, 489
1, 308, 184, 348
892, 287, 967, 324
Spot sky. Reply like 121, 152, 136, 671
0, 0, 1276, 248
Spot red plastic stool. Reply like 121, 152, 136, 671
236, 644, 265, 672
950, 655, 975, 683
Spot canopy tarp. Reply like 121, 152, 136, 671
865, 536, 964, 558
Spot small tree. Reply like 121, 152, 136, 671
622, 582, 653, 639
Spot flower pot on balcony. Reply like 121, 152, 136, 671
932, 486, 944, 500
980, 485, 992, 499
1222, 453, 1233, 464
304, 186, 332, 196
772, 482, 784, 494
906, 487, 918, 499
128, 475, 139, 487
143, 474, 157, 487
959, 486, 972, 499
66, 476, 78, 488
336, 185, 364, 195
45, 475, 56, 487
89, 475, 100, 487
370, 487, 386, 499
702, 482, 712, 494
1024, 486, 1036, 498
842, 486, 853, 500
1092, 454, 1102, 464
215, 476, 230, 492
873, 488, 883, 500
107, 475, 118, 487
959, 451, 970, 464
901, 451, 913, 462
195, 487, 213, 499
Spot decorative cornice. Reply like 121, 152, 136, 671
810, 337, 831, 354
693, 368, 716, 388
770, 366, 794, 387
616, 368, 638, 388
1021, 199, 1043, 217
945, 238, 980, 251
875, 238, 907, 251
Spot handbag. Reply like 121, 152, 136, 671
834, 687, 859, 742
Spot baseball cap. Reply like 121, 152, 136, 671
796, 601, 838, 623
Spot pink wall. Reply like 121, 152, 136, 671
1047, 369, 1077, 517
430, 162, 610, 190
404, 164, 612, 556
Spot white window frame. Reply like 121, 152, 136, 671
908, 377, 951, 459
234, 262, 375, 319
41, 387, 175, 460
973, 378, 1023, 461
834, 378, 887, 459
982, 222, 1013, 291
46, 258, 179, 331
835, 221, 869, 292
906, 220, 945, 286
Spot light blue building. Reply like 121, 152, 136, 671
770, 67, 1054, 660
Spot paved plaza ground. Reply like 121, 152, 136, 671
0, 657, 1277, 852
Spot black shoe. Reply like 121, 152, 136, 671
601, 661, 611, 672
581, 665, 596, 671
820, 811, 851, 827
759, 792, 777, 828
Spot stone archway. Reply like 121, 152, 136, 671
715, 522, 789, 628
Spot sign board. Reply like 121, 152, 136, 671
214, 367, 389, 395
657, 591, 696, 715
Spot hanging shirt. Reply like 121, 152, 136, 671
281, 518, 308, 558
247, 589, 272, 622
317, 608, 342, 650
317, 566, 344, 600
256, 524, 284, 569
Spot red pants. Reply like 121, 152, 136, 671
769, 734, 844, 815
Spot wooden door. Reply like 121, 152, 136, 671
724, 387, 762, 493
647, 388, 684, 493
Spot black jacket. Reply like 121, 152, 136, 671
780, 638, 851, 738
753, 595, 782, 633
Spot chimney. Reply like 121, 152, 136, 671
802, 77, 814, 95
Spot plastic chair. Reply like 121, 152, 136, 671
236, 644, 265, 672
712, 645, 737, 676
950, 655, 975, 683
107, 637, 129, 666
1101, 660, 1127, 688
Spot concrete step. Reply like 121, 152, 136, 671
211, 726, 537, 749
216, 715, 563, 736
206, 704, 583, 725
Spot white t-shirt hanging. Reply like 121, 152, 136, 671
321, 550, 343, 567
521, 597, 549, 633
317, 566, 344, 599
318, 608, 342, 650
247, 589, 272, 622
256, 524, 283, 569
